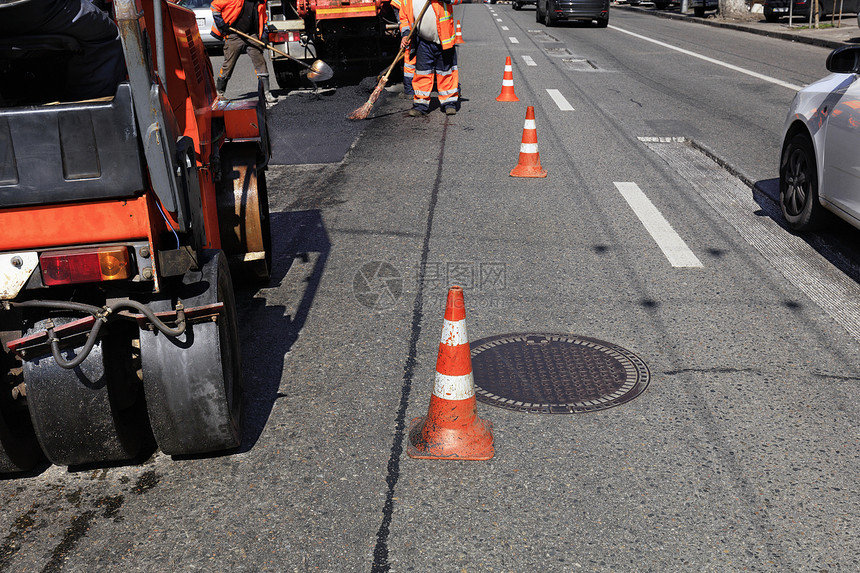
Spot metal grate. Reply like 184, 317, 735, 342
471, 333, 649, 413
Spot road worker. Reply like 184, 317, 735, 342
398, 0, 461, 116
0, 0, 126, 101
390, 0, 415, 100
210, 0, 277, 103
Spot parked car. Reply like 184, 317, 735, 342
764, 0, 859, 22
689, 0, 718, 16
779, 45, 860, 231
179, 0, 221, 49
535, 0, 609, 26
513, 0, 536, 9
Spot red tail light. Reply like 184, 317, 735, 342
40, 247, 132, 286
269, 31, 301, 43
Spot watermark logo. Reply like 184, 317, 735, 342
421, 262, 507, 291
353, 260, 508, 310
353, 261, 403, 310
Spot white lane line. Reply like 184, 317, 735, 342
546, 89, 574, 111
643, 138, 860, 342
509, 36, 519, 43
501, 25, 509, 30
497, 18, 503, 21
608, 25, 802, 91
522, 55, 536, 66
614, 182, 703, 268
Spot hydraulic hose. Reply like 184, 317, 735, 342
13, 299, 188, 370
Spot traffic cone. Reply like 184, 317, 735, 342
510, 106, 547, 178
495, 56, 519, 102
455, 21, 465, 45
407, 286, 494, 461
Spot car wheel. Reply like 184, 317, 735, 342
780, 133, 825, 231
595, 15, 608, 27
765, 13, 780, 22
544, 6, 555, 26
694, 6, 705, 16
654, 1, 668, 8
513, 1, 521, 9
536, 2, 543, 21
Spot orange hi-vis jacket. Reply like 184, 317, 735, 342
398, 0, 461, 51
211, 0, 267, 39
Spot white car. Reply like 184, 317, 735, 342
180, 0, 221, 49
780, 46, 860, 231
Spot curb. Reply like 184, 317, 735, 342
615, 4, 855, 49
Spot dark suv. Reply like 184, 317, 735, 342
764, 0, 859, 21
536, 0, 609, 26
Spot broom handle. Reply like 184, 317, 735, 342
382, 0, 433, 83
228, 26, 316, 71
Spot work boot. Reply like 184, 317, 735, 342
444, 106, 457, 116
260, 77, 277, 104
215, 77, 227, 100
408, 108, 426, 117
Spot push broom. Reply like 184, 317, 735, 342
348, 0, 432, 120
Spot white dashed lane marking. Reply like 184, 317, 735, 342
509, 37, 519, 43
614, 182, 703, 268
522, 55, 536, 66
546, 89, 574, 111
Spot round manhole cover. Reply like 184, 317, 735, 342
470, 333, 649, 413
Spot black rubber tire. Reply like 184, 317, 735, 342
595, 15, 609, 27
140, 250, 243, 456
0, 349, 43, 473
536, 2, 543, 21
23, 319, 146, 467
694, 6, 705, 16
654, 1, 668, 8
545, 7, 555, 26
513, 1, 521, 9
764, 13, 780, 22
780, 133, 825, 231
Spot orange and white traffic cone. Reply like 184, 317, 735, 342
510, 106, 547, 178
455, 21, 465, 45
407, 286, 494, 461
495, 56, 519, 102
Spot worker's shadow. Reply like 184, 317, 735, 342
234, 209, 331, 452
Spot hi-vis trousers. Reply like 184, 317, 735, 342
412, 39, 458, 112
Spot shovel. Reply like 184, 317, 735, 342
228, 27, 334, 82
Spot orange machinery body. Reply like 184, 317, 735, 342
0, 0, 263, 280
296, 0, 386, 19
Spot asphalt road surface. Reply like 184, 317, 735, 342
2, 5, 860, 573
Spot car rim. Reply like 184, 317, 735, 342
783, 146, 810, 217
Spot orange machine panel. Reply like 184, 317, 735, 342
0, 196, 152, 252
213, 100, 262, 141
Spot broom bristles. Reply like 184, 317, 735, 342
348, 80, 386, 120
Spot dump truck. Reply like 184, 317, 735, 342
266, 0, 401, 90
0, 0, 272, 473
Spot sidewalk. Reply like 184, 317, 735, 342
617, 3, 860, 48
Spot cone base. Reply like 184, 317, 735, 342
510, 164, 547, 178
496, 93, 519, 102
406, 416, 495, 461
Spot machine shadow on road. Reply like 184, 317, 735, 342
235, 210, 331, 452
754, 177, 860, 287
